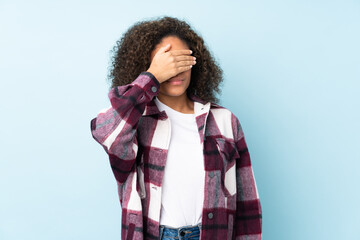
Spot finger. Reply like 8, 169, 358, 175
176, 60, 196, 68
177, 65, 193, 74
175, 55, 196, 62
170, 49, 193, 56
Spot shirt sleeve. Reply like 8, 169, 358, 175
90, 71, 160, 184
232, 114, 263, 239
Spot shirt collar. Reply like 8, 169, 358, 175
142, 93, 215, 144
142, 93, 212, 118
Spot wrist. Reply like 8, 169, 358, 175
146, 68, 161, 83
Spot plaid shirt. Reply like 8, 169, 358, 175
90, 72, 262, 240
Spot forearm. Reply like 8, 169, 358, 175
90, 71, 160, 183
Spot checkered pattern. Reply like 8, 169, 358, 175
90, 72, 262, 240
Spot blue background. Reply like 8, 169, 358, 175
1, 0, 359, 239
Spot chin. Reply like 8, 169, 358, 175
162, 93, 185, 97
159, 89, 187, 97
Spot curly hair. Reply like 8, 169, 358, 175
107, 16, 224, 104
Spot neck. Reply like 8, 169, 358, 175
157, 93, 194, 114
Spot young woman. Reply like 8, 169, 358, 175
90, 16, 262, 240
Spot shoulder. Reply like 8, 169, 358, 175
209, 102, 234, 119
189, 94, 244, 141
209, 102, 240, 121
208, 102, 242, 141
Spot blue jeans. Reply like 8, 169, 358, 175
159, 223, 201, 240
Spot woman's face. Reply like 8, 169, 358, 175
149, 35, 192, 99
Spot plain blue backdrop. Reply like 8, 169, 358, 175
0, 0, 359, 239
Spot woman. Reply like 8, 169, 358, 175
90, 16, 262, 240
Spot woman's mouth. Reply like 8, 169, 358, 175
167, 78, 184, 85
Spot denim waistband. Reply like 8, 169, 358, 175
159, 223, 201, 239
159, 223, 202, 230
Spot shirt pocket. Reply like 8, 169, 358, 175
214, 137, 239, 197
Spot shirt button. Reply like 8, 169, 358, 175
208, 212, 213, 219
180, 231, 185, 236
209, 172, 214, 178
151, 86, 157, 92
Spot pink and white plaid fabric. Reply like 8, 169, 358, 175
90, 72, 262, 240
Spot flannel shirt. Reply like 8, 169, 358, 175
90, 71, 262, 240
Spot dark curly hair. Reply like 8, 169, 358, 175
107, 16, 224, 104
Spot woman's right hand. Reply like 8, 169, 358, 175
146, 43, 196, 83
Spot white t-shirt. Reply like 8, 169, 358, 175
154, 96, 205, 228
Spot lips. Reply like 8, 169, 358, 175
166, 77, 184, 85
168, 77, 184, 82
